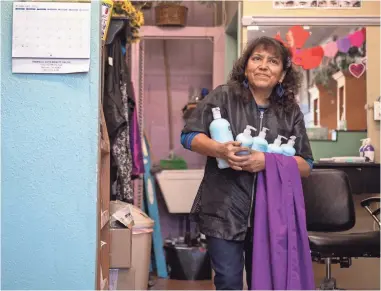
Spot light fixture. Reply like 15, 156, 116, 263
303, 25, 310, 30
248, 26, 260, 31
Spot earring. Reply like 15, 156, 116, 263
276, 82, 285, 98
243, 78, 249, 89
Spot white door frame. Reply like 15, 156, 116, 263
241, 16, 380, 27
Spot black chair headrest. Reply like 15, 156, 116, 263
302, 169, 356, 232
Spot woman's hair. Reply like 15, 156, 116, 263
227, 36, 302, 112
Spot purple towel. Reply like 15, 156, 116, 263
251, 153, 315, 290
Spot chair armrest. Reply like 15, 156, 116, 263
361, 196, 380, 208
360, 196, 380, 225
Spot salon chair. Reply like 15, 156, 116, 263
302, 169, 380, 290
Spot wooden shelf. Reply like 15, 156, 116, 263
96, 107, 111, 290
140, 25, 221, 39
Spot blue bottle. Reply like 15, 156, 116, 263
252, 127, 269, 153
268, 135, 287, 154
281, 136, 297, 156
209, 107, 234, 169
235, 125, 257, 156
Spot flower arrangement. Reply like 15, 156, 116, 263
112, 0, 144, 43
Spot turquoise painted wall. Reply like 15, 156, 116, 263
1, 1, 100, 289
310, 131, 367, 161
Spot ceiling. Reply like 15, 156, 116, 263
247, 25, 359, 47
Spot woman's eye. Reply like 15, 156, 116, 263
252, 56, 261, 61
270, 59, 279, 64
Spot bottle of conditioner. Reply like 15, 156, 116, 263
209, 107, 234, 169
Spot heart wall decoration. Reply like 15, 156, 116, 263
349, 63, 366, 79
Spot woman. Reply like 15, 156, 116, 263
181, 36, 313, 290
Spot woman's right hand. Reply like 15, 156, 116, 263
217, 141, 251, 171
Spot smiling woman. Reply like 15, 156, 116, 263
180, 36, 313, 290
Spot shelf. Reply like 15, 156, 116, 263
140, 25, 221, 39
182, 103, 197, 119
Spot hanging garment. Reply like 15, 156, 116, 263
128, 81, 144, 176
104, 37, 133, 203
251, 153, 315, 290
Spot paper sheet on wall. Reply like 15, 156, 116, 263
12, 2, 91, 74
12, 59, 90, 74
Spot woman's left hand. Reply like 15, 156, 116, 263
240, 150, 266, 173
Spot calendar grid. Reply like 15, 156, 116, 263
12, 2, 91, 59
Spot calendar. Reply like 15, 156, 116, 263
12, 2, 91, 59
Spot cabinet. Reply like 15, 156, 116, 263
314, 162, 380, 194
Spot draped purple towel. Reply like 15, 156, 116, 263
251, 153, 315, 290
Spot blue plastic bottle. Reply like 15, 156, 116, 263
252, 127, 269, 153
235, 125, 257, 156
281, 136, 297, 156
268, 135, 287, 154
209, 107, 234, 169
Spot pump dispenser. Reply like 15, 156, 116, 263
362, 138, 375, 162
281, 136, 297, 156
252, 127, 269, 152
209, 107, 234, 169
359, 139, 366, 157
268, 135, 287, 154
236, 125, 257, 156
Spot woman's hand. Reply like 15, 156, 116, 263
240, 150, 266, 173
217, 141, 251, 171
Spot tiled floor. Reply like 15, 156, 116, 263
151, 194, 380, 290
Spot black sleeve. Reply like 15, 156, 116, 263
182, 86, 224, 137
292, 107, 314, 161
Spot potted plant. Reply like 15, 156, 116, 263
112, 0, 144, 43
154, 1, 188, 27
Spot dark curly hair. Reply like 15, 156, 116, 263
227, 36, 302, 112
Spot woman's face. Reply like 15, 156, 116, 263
245, 45, 285, 91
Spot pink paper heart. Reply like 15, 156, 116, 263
349, 63, 365, 78
348, 30, 365, 47
323, 41, 338, 58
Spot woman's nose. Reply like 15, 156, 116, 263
258, 61, 269, 70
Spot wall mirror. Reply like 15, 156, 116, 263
247, 25, 367, 141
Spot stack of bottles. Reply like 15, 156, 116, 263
209, 107, 299, 169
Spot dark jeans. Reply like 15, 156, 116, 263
206, 228, 253, 290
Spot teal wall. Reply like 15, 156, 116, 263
310, 131, 366, 161
1, 1, 101, 289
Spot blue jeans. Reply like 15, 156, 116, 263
207, 229, 253, 290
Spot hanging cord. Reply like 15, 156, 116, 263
139, 41, 145, 142
162, 40, 174, 157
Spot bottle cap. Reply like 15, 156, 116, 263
243, 125, 257, 137
212, 107, 221, 119
273, 135, 287, 147
287, 136, 297, 147
258, 127, 269, 139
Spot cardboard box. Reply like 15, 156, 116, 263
109, 268, 135, 290
110, 228, 132, 268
